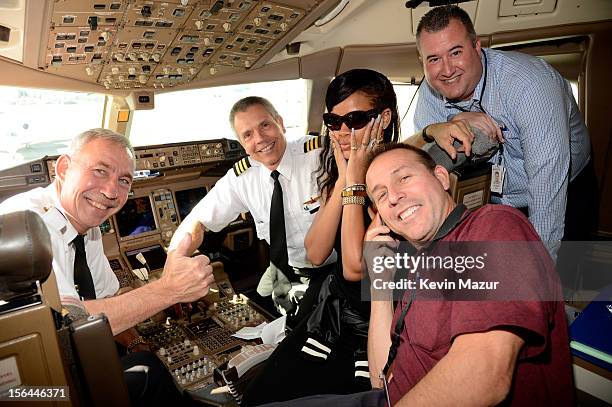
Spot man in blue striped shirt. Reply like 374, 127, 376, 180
410, 5, 597, 259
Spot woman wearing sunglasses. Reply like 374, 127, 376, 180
303, 69, 400, 392
301, 68, 401, 390
308, 68, 400, 279
241, 69, 400, 406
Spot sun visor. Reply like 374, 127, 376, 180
0, 0, 25, 63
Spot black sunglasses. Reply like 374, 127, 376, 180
323, 108, 379, 131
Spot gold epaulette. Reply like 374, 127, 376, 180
233, 157, 251, 176
303, 135, 323, 153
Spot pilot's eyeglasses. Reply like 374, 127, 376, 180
323, 108, 379, 131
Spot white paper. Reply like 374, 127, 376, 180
0, 356, 22, 393
261, 315, 286, 344
232, 322, 267, 340
232, 315, 287, 344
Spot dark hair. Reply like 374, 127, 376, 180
316, 69, 401, 199
366, 143, 437, 175
416, 5, 478, 50
229, 96, 280, 134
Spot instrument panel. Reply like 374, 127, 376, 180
42, 0, 332, 89
137, 291, 270, 393
134, 139, 229, 170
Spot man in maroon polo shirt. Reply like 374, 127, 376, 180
365, 143, 574, 406
259, 144, 573, 407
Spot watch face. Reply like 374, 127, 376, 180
422, 126, 435, 143
341, 189, 368, 197
342, 184, 367, 197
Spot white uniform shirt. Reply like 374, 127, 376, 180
0, 184, 119, 301
170, 136, 333, 269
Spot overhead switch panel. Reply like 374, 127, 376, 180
41, 0, 321, 90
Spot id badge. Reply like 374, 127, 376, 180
490, 164, 505, 194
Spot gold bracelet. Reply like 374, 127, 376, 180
127, 336, 145, 352
344, 183, 366, 192
342, 195, 366, 206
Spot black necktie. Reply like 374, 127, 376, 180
269, 170, 298, 282
72, 234, 96, 300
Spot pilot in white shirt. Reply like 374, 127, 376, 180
169, 97, 335, 322
169, 97, 335, 271
170, 134, 330, 270
0, 184, 119, 301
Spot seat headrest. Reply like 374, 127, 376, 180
0, 210, 52, 300
423, 127, 500, 171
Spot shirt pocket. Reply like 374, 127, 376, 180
406, 302, 452, 355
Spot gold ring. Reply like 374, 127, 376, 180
350, 146, 358, 150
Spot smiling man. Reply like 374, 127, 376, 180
364, 143, 573, 406
169, 96, 334, 322
410, 5, 596, 259
0, 129, 214, 332
0, 128, 215, 405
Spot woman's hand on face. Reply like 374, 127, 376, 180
329, 132, 348, 185
346, 114, 384, 185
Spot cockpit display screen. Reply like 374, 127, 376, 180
175, 187, 207, 221
116, 196, 156, 238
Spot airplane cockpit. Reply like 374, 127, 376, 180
0, 0, 611, 405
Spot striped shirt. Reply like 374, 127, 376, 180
414, 48, 591, 258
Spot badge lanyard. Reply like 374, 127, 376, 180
379, 204, 469, 406
446, 50, 506, 194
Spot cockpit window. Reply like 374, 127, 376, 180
0, 86, 105, 171
393, 82, 420, 139
129, 79, 310, 146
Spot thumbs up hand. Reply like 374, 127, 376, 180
188, 221, 205, 255
161, 232, 215, 303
